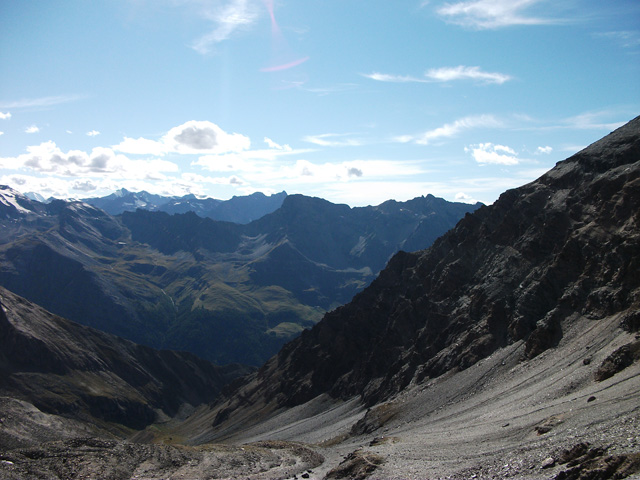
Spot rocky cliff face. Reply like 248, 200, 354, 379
210, 117, 640, 425
0, 286, 249, 432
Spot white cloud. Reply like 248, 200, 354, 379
193, 151, 424, 191
265, 159, 424, 185
181, 172, 243, 185
454, 192, 479, 203
193, 143, 312, 172
264, 137, 291, 150
0, 141, 179, 178
0, 132, 4, 136
0, 174, 76, 199
189, 0, 260, 55
114, 136, 169, 156
113, 120, 251, 156
166, 120, 251, 153
425, 66, 512, 84
86, 130, 100, 137
536, 146, 553, 154
466, 142, 520, 165
361, 72, 427, 83
0, 112, 11, 120
25, 125, 40, 134
392, 135, 415, 144
302, 133, 363, 147
402, 114, 502, 145
0, 94, 86, 110
72, 179, 99, 192
193, 153, 253, 173
363, 66, 511, 85
437, 0, 554, 29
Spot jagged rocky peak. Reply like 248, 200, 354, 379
0, 185, 43, 217
209, 116, 640, 426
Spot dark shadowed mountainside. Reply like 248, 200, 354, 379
204, 116, 640, 438
0, 285, 248, 443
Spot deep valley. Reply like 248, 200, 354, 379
0, 189, 478, 366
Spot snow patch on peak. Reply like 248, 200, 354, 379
0, 187, 32, 214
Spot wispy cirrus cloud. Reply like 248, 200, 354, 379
361, 72, 427, 83
436, 0, 557, 29
562, 111, 627, 131
302, 133, 363, 147
536, 146, 552, 154
189, 0, 261, 54
425, 66, 512, 84
595, 30, 640, 49
507, 109, 631, 133
0, 94, 86, 110
363, 66, 512, 85
397, 114, 503, 145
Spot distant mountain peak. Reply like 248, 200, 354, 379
80, 189, 288, 224
0, 185, 42, 218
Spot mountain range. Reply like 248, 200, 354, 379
0, 187, 479, 366
82, 189, 288, 224
0, 118, 638, 479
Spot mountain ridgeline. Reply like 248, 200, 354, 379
204, 116, 640, 435
83, 189, 288, 224
0, 188, 479, 366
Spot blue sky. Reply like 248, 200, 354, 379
1, 0, 638, 206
